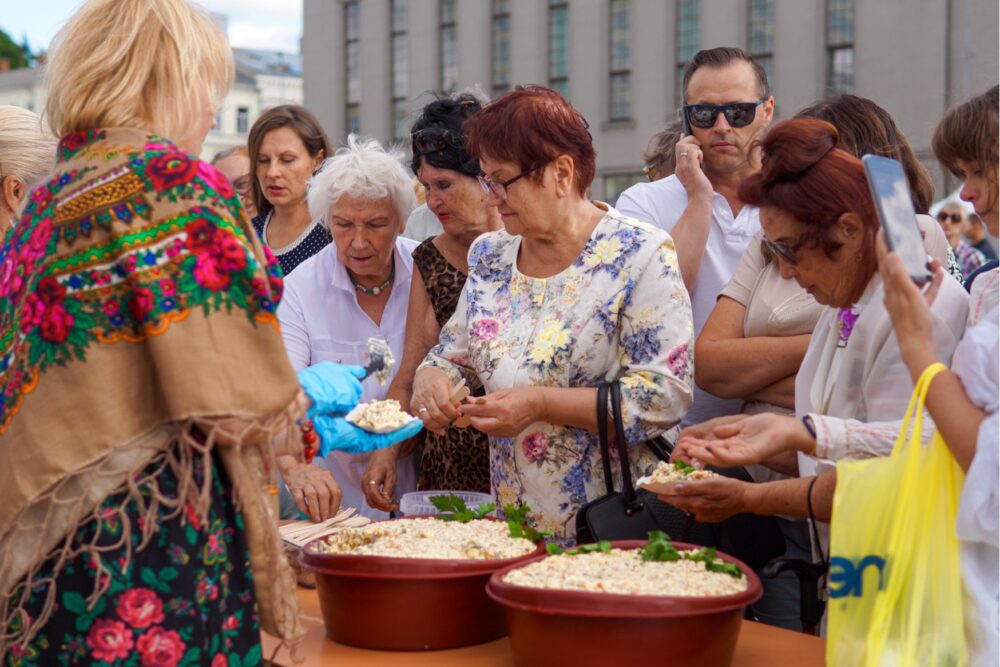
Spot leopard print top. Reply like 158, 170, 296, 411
413, 238, 490, 493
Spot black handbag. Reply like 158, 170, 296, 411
575, 381, 664, 544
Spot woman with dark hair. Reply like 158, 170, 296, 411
796, 94, 960, 280
410, 86, 694, 541
881, 85, 998, 666
796, 94, 934, 213
248, 105, 332, 275
361, 93, 502, 510
664, 118, 968, 553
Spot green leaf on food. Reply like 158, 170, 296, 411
640, 530, 743, 578
502, 502, 551, 543
546, 540, 613, 556
429, 494, 495, 523
673, 459, 697, 474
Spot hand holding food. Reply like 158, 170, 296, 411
411, 367, 462, 435
298, 362, 366, 419
637, 460, 719, 495
313, 410, 424, 456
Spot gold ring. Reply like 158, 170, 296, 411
680, 152, 689, 157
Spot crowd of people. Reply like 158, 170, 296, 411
0, 0, 995, 664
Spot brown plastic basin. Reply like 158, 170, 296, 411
486, 540, 763, 667
299, 516, 543, 651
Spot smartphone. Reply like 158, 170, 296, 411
678, 106, 691, 136
862, 154, 931, 284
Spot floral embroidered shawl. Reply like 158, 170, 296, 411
0, 128, 303, 653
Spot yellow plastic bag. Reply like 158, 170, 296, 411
827, 363, 967, 667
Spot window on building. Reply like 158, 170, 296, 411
391, 0, 409, 140
609, 0, 631, 120
345, 0, 361, 135
603, 173, 645, 204
236, 106, 249, 134
826, 0, 854, 95
675, 0, 699, 108
440, 0, 458, 92
548, 0, 569, 98
491, 0, 511, 97
747, 0, 774, 85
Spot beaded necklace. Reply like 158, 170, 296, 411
350, 262, 395, 295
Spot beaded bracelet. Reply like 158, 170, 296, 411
300, 418, 318, 463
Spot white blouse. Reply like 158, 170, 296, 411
278, 236, 419, 520
952, 268, 998, 667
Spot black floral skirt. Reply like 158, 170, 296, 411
4, 448, 260, 667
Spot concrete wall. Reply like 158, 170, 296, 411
302, 0, 999, 200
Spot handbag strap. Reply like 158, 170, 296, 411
609, 380, 639, 505
596, 381, 615, 495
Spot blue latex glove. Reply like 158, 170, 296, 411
298, 362, 366, 419
313, 414, 424, 456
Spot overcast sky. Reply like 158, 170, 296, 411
4, 0, 302, 54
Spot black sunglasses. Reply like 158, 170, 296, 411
683, 99, 766, 130
937, 211, 963, 224
411, 127, 462, 157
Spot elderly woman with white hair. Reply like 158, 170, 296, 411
0, 106, 56, 237
278, 134, 420, 520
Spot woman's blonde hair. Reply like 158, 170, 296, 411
44, 0, 233, 140
0, 106, 56, 216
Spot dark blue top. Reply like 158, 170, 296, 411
251, 211, 332, 276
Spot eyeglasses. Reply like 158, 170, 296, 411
762, 233, 810, 266
937, 211, 963, 224
478, 165, 542, 200
412, 127, 461, 157
683, 99, 766, 130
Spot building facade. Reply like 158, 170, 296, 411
302, 0, 998, 202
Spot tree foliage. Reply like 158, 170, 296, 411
0, 27, 32, 69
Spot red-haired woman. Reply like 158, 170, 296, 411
663, 118, 969, 551
409, 86, 694, 542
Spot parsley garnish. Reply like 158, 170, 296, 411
429, 494, 496, 522
546, 540, 613, 556
673, 459, 697, 474
640, 531, 743, 578
502, 502, 551, 543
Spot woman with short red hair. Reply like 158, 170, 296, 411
410, 86, 695, 542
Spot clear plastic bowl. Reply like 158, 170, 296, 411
399, 490, 494, 517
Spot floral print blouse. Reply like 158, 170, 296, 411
419, 203, 694, 541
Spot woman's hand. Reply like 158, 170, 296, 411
361, 446, 400, 512
673, 413, 813, 467
276, 455, 343, 522
657, 477, 749, 522
876, 233, 944, 380
411, 367, 461, 435
459, 387, 543, 437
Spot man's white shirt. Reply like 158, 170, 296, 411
617, 175, 760, 427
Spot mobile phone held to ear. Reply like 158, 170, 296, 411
862, 154, 931, 284
679, 106, 691, 136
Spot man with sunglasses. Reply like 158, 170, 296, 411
617, 46, 773, 429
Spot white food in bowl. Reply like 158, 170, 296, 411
502, 549, 747, 597
310, 518, 537, 560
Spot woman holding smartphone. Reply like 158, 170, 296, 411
879, 85, 998, 667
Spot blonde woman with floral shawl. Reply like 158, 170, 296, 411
0, 1, 419, 664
